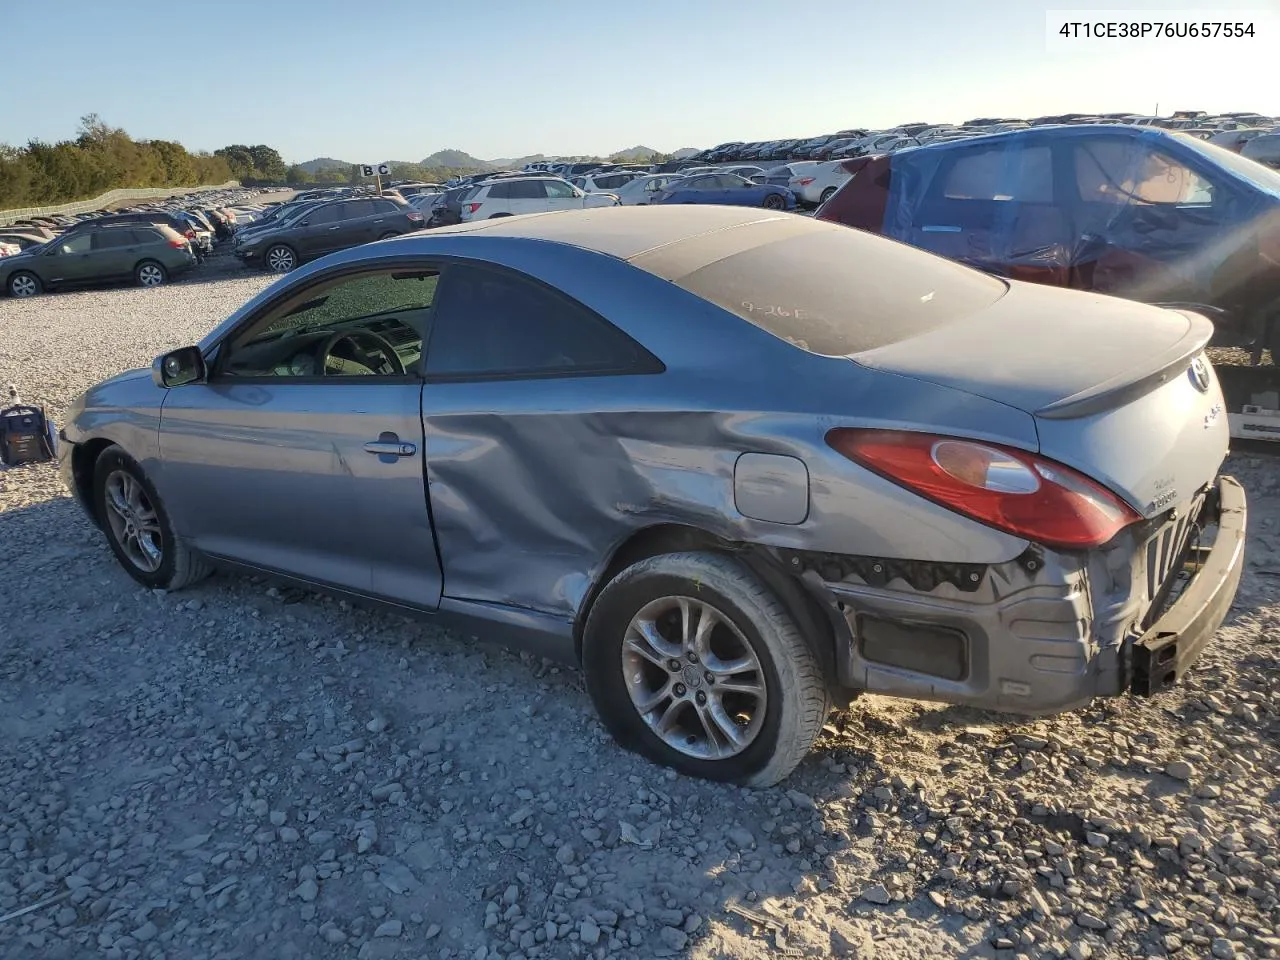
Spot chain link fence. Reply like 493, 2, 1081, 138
0, 181, 242, 226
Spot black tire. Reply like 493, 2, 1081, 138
93, 446, 212, 592
265, 243, 297, 273
135, 260, 168, 288
7, 270, 42, 298
762, 194, 786, 210
582, 551, 830, 786
487, 212, 513, 218
377, 231, 400, 240
819, 186, 838, 205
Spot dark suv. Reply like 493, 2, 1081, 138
234, 196, 425, 272
2, 224, 196, 298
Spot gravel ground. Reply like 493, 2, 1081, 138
1, 251, 1279, 960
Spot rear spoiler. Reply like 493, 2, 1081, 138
1035, 310, 1215, 420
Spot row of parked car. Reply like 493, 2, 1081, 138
0, 188, 278, 297
677, 110, 1280, 168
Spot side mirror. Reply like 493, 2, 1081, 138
153, 346, 207, 388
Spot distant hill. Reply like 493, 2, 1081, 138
671, 147, 700, 159
422, 149, 495, 170
296, 157, 352, 174
609, 145, 659, 161
489, 153, 550, 169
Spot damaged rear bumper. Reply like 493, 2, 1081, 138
783, 474, 1246, 715
1130, 475, 1246, 696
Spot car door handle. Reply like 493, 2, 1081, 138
328, 225, 341, 231
364, 439, 416, 457
372, 218, 384, 223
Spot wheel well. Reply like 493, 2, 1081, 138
72, 438, 116, 527
573, 523, 844, 700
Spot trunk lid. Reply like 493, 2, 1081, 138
852, 281, 1229, 517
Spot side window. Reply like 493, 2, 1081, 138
425, 263, 650, 378
507, 180, 543, 199
1131, 149, 1215, 204
60, 233, 92, 254
219, 269, 441, 379
941, 145, 1053, 201
543, 180, 576, 199
1075, 140, 1215, 205
91, 231, 129, 250
305, 203, 342, 225
134, 229, 161, 245
487, 182, 513, 200
374, 199, 400, 214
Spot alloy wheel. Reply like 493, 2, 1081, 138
138, 264, 164, 286
10, 274, 38, 298
103, 470, 163, 573
266, 246, 295, 272
621, 596, 767, 760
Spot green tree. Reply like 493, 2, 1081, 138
247, 145, 287, 180
285, 164, 314, 185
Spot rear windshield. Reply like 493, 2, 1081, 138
672, 227, 1007, 356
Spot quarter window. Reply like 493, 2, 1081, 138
424, 263, 652, 378
219, 269, 440, 379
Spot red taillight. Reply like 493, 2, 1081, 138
168, 238, 187, 249
464, 202, 483, 214
825, 428, 1142, 550
796, 177, 815, 186
185, 229, 195, 239
406, 211, 424, 222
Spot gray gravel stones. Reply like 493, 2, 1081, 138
1, 256, 1279, 959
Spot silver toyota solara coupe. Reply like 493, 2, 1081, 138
59, 205, 1246, 786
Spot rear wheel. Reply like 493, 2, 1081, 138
265, 244, 297, 272
93, 446, 212, 591
135, 260, 167, 288
7, 271, 41, 298
582, 551, 830, 786
819, 186, 837, 204
762, 193, 785, 210
377, 231, 400, 240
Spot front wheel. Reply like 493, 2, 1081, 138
582, 551, 830, 786
93, 446, 212, 591
8, 271, 42, 298
762, 193, 786, 210
265, 244, 297, 272
135, 260, 168, 288
819, 186, 837, 205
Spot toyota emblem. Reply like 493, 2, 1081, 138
1188, 355, 1211, 393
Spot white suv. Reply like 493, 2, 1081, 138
458, 177, 620, 221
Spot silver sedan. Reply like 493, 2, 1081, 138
59, 206, 1246, 786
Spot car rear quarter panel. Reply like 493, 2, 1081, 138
404, 239, 1035, 619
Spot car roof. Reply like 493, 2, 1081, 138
393, 205, 837, 279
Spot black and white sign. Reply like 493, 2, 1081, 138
360, 165, 375, 177
376, 163, 391, 176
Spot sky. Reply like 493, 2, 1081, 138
2, 0, 1278, 164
